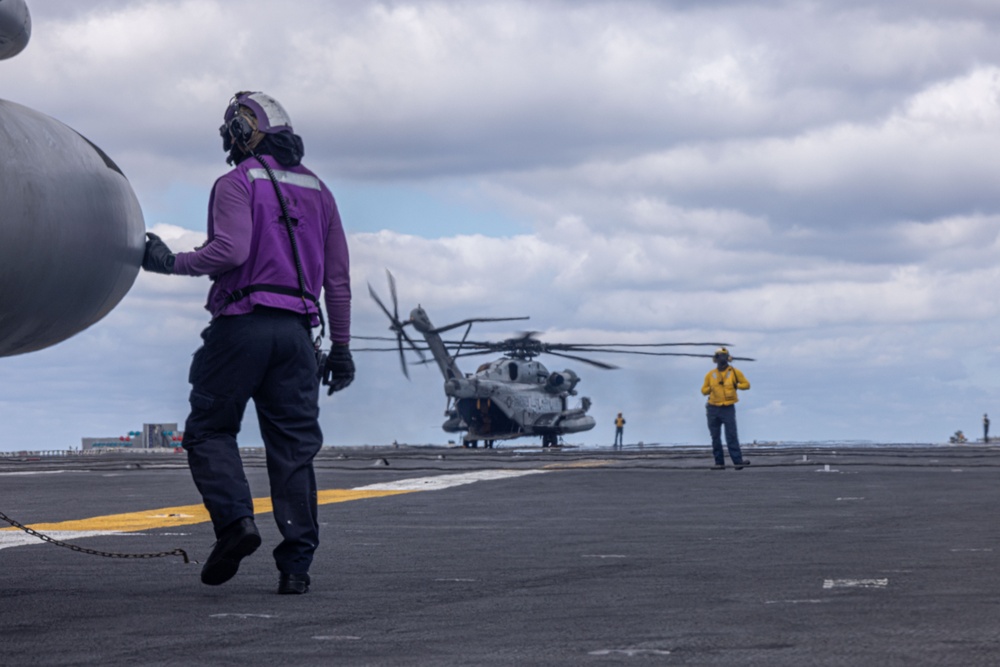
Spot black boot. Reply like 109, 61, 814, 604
278, 572, 311, 595
201, 517, 261, 586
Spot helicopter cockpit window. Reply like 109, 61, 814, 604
508, 362, 519, 381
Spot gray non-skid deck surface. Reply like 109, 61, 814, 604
1, 446, 998, 665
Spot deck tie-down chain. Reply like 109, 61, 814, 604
0, 510, 190, 563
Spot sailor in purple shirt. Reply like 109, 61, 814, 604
141, 91, 353, 595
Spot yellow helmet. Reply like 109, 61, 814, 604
713, 347, 731, 362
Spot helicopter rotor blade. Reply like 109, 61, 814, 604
434, 339, 737, 351
566, 348, 756, 361
543, 350, 619, 370
436, 340, 500, 350
424, 333, 758, 363
367, 282, 397, 325
452, 322, 474, 360
431, 316, 530, 335
422, 349, 498, 362
383, 270, 411, 376
358, 341, 754, 362
396, 327, 426, 360
390, 342, 410, 376
543, 341, 734, 350
387, 269, 400, 323
365, 273, 757, 376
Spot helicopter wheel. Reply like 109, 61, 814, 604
542, 435, 557, 448
467, 440, 478, 448
485, 440, 494, 449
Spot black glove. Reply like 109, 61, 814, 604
142, 232, 176, 274
322, 345, 355, 395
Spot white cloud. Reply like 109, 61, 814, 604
512, 64, 1000, 234
4, 0, 1000, 450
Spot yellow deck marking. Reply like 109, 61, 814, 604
1, 489, 413, 535
315, 488, 413, 504
1, 469, 542, 545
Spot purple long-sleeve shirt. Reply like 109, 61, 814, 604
173, 156, 351, 344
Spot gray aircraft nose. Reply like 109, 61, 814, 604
0, 0, 31, 61
0, 99, 145, 357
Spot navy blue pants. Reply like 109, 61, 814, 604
182, 308, 323, 575
706, 403, 744, 466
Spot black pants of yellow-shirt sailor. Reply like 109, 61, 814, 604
706, 403, 745, 466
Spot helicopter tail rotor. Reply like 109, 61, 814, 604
367, 270, 426, 378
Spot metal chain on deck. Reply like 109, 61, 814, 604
0, 510, 190, 563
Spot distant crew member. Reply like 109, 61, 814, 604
701, 348, 750, 470
614, 412, 626, 449
984, 414, 990, 443
141, 91, 354, 595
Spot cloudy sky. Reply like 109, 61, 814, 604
4, 0, 1000, 451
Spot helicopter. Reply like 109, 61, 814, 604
356, 271, 753, 449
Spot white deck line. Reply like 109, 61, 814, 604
352, 469, 548, 492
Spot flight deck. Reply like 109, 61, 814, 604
2, 444, 998, 666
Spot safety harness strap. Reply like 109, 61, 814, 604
224, 283, 320, 308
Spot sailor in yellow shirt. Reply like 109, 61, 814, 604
614, 412, 625, 449
701, 347, 750, 470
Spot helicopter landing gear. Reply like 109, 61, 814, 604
465, 439, 495, 449
541, 434, 559, 448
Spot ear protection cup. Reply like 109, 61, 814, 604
221, 95, 254, 149
228, 114, 254, 148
